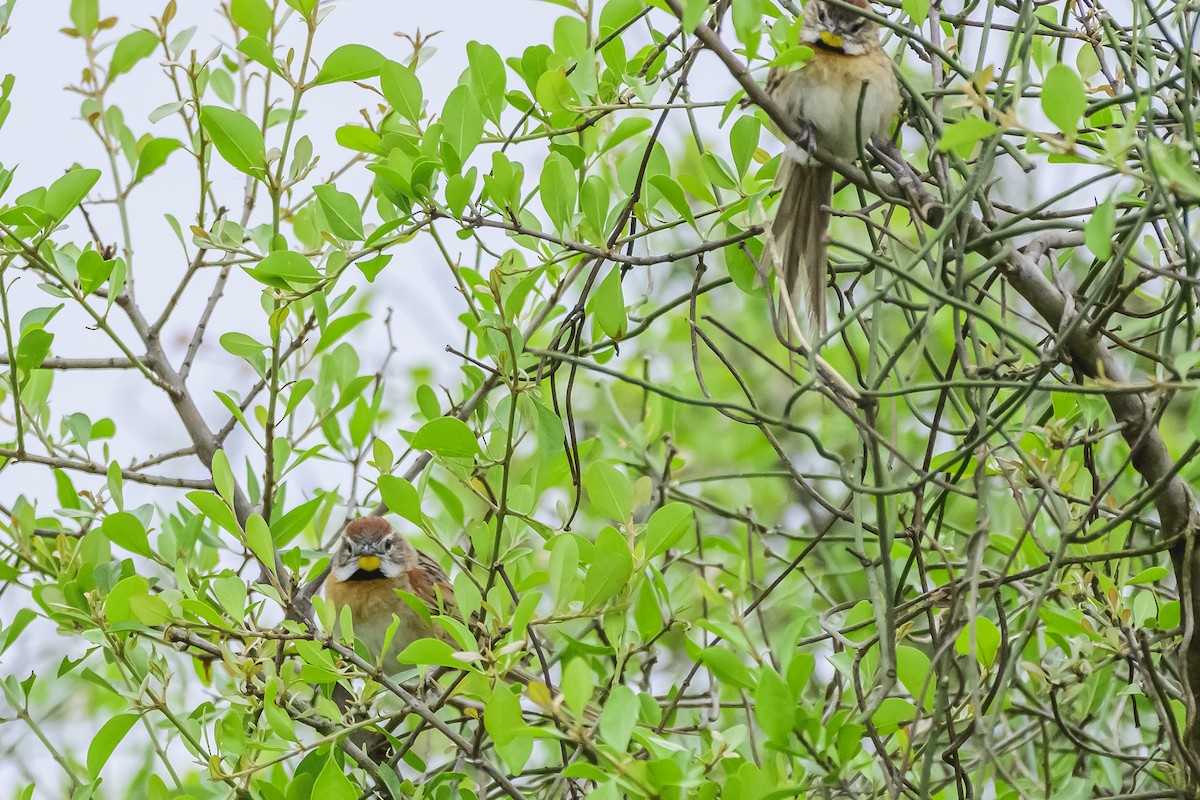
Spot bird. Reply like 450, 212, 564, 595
323, 517, 597, 722
324, 516, 457, 669
765, 0, 900, 334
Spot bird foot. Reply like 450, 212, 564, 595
797, 120, 817, 154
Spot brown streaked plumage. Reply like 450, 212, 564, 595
323, 518, 597, 722
324, 517, 455, 669
766, 0, 899, 333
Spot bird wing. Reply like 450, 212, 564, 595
406, 549, 456, 618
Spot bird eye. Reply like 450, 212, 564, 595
384, 539, 394, 551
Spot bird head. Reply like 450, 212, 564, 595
331, 517, 410, 582
800, 0, 881, 55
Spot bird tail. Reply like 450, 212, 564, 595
771, 159, 833, 334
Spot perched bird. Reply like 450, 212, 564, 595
324, 516, 456, 668
324, 517, 597, 722
766, 0, 899, 333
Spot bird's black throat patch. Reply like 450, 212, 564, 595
347, 569, 385, 581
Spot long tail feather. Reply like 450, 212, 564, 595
773, 159, 834, 334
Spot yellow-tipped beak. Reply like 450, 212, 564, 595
818, 31, 844, 48
358, 555, 381, 571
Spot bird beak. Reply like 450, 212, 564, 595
358, 555, 381, 571
819, 31, 844, 48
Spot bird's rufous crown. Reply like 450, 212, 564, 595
344, 517, 392, 542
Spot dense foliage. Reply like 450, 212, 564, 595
1, 0, 1199, 797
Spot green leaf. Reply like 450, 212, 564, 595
680, 0, 707, 32
356, 253, 391, 282
314, 312, 370, 353
700, 153, 737, 190
602, 117, 652, 153
485, 684, 525, 746
15, 329, 52, 371
336, 125, 382, 155
561, 658, 596, 717
466, 41, 507, 125
210, 69, 236, 106
870, 697, 916, 735
314, 44, 385, 85
1, 609, 38, 656
729, 115, 761, 180
1129, 566, 1168, 585
393, 638, 467, 669
102, 512, 153, 558
237, 36, 283, 77
211, 450, 236, 506
584, 526, 633, 607
378, 475, 424, 526
896, 645, 934, 709
755, 667, 794, 742
262, 680, 297, 742
70, 0, 98, 36
313, 184, 364, 240
284, 0, 315, 15
649, 175, 695, 227
105, 575, 150, 624
245, 250, 320, 289
411, 417, 481, 458
585, 461, 633, 521
698, 646, 755, 689
245, 514, 276, 570
589, 265, 626, 340
188, 490, 241, 537
43, 168, 101, 221
1084, 195, 1115, 260
535, 68, 577, 115
220, 332, 266, 365
539, 152, 576, 233
1148, 138, 1200, 201
107, 460, 124, 510
231, 0, 273, 38
312, 752, 357, 800
133, 138, 183, 184
598, 684, 638, 750
110, 30, 159, 77
200, 106, 265, 174
130, 593, 173, 625
955, 616, 1001, 668
731, 0, 764, 57
380, 60, 422, 122
440, 84, 485, 166
549, 534, 579, 611
1042, 64, 1087, 137
87, 713, 139, 777
645, 503, 694, 558
272, 496, 322, 546
600, 0, 643, 33
937, 116, 998, 156
903, 0, 930, 24
213, 574, 247, 618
